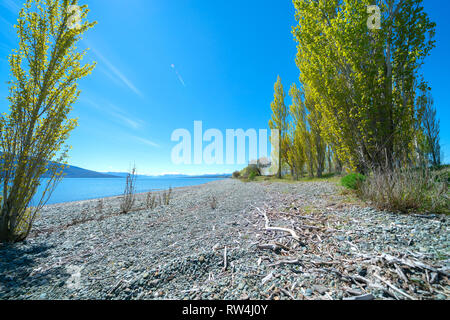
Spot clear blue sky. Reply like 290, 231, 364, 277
0, 0, 449, 175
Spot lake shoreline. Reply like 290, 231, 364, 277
35, 177, 229, 206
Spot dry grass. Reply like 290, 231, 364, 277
120, 166, 137, 214
146, 192, 157, 210
358, 167, 449, 214
162, 187, 172, 206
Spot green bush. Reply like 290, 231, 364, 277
341, 173, 366, 190
248, 171, 257, 181
232, 171, 241, 179
240, 164, 261, 179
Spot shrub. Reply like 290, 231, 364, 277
232, 171, 241, 179
358, 167, 448, 214
341, 173, 366, 190
248, 171, 258, 181
240, 164, 261, 179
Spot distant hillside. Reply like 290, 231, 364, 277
43, 164, 120, 179
0, 152, 119, 178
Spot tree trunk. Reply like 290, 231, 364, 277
0, 208, 12, 243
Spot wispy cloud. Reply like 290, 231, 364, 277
132, 136, 160, 148
81, 98, 158, 149
83, 98, 145, 130
109, 109, 144, 129
91, 48, 143, 97
171, 64, 186, 87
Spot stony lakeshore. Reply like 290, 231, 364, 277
0, 179, 448, 300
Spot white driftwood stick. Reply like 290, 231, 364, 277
254, 206, 300, 241
223, 246, 228, 271
373, 274, 416, 300
343, 294, 374, 301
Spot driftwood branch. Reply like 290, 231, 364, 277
253, 206, 301, 241
268, 259, 301, 267
223, 246, 228, 271
373, 274, 417, 300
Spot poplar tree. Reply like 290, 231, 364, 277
269, 76, 288, 178
286, 83, 307, 180
304, 87, 326, 178
293, 0, 435, 172
0, 0, 96, 242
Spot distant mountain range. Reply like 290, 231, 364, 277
48, 166, 232, 179
42, 164, 120, 178
2, 153, 232, 179
0, 152, 119, 178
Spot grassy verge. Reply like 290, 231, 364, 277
243, 172, 341, 184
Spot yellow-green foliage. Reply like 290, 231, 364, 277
292, 0, 436, 172
0, 0, 96, 242
285, 83, 306, 180
13, 207, 36, 239
282, 82, 328, 179
268, 76, 288, 178
240, 164, 261, 179
304, 86, 326, 177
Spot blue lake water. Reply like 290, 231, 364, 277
32, 177, 226, 205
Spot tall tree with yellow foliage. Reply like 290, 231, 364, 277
269, 76, 288, 178
0, 0, 96, 242
286, 83, 306, 180
304, 87, 326, 178
293, 0, 435, 172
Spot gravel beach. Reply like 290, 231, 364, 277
0, 178, 448, 300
